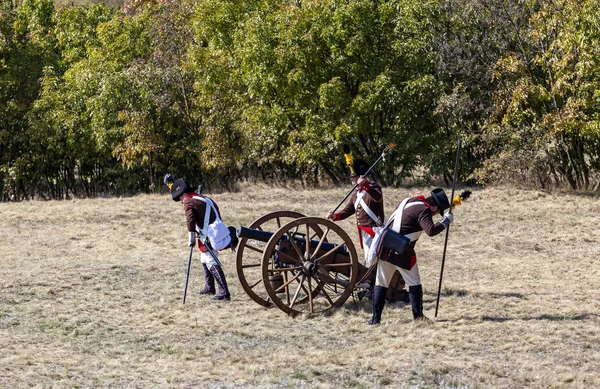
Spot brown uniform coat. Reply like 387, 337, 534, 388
385, 196, 445, 269
337, 183, 384, 227
182, 193, 222, 233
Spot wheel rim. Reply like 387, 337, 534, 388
261, 217, 358, 316
236, 211, 306, 307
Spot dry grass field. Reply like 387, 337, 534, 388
1, 184, 599, 388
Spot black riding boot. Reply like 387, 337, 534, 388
409, 284, 424, 319
199, 264, 215, 295
368, 286, 387, 325
209, 265, 231, 301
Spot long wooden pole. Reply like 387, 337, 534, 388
329, 143, 396, 215
434, 139, 462, 317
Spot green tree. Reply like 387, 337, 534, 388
227, 0, 445, 185
477, 0, 600, 189
0, 0, 58, 200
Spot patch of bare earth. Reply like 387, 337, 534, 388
0, 185, 598, 388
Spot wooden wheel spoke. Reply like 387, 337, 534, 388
244, 244, 264, 254
315, 271, 350, 287
289, 274, 306, 309
249, 279, 262, 289
273, 248, 303, 265
307, 276, 313, 313
305, 224, 311, 260
242, 262, 262, 269
319, 262, 351, 268
267, 266, 302, 273
310, 227, 330, 260
274, 271, 302, 294
313, 277, 335, 305
314, 243, 343, 264
284, 272, 290, 305
285, 231, 305, 260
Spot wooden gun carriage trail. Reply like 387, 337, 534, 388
234, 211, 406, 316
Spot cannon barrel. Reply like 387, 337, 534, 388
237, 226, 274, 242
237, 225, 346, 254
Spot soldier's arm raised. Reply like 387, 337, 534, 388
418, 208, 446, 236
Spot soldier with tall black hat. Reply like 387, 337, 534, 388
326, 158, 385, 266
367, 188, 455, 324
164, 174, 236, 301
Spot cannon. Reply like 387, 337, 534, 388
235, 211, 383, 316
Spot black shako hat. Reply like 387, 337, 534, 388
349, 158, 369, 178
171, 178, 193, 201
429, 188, 451, 215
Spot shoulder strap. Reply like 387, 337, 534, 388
354, 189, 382, 226
390, 198, 410, 232
390, 199, 426, 232
192, 196, 222, 237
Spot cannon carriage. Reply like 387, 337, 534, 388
234, 211, 394, 316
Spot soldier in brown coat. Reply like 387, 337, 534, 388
368, 188, 454, 324
326, 158, 385, 266
165, 174, 233, 301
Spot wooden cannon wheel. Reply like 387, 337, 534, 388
235, 210, 307, 307
261, 217, 359, 316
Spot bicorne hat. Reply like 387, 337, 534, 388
171, 179, 193, 201
429, 188, 451, 215
349, 159, 369, 178
164, 173, 194, 201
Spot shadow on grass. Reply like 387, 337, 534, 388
436, 313, 599, 323
441, 291, 528, 299
566, 191, 600, 199
438, 288, 470, 297
486, 292, 527, 299
486, 313, 598, 322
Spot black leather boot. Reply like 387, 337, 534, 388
368, 286, 387, 325
409, 284, 424, 319
199, 264, 215, 295
209, 265, 231, 301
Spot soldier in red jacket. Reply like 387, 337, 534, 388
165, 174, 233, 301
368, 188, 454, 324
326, 158, 385, 266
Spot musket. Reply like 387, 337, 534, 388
182, 246, 194, 304
201, 238, 222, 267
434, 139, 462, 317
329, 143, 396, 216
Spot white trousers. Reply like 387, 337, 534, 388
200, 249, 220, 268
361, 230, 374, 266
376, 259, 421, 287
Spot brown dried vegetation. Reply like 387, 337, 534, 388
0, 185, 598, 388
